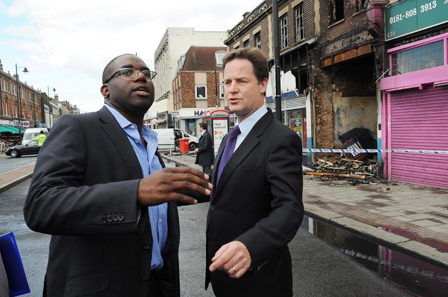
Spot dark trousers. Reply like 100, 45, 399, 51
202, 165, 212, 175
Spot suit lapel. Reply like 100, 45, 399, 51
97, 106, 142, 180
212, 111, 275, 200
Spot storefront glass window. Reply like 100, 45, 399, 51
392, 40, 444, 75
282, 108, 306, 147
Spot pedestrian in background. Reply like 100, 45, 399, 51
205, 48, 304, 297
35, 130, 47, 146
24, 53, 212, 297
195, 122, 214, 175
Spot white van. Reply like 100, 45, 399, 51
174, 129, 199, 150
154, 129, 176, 151
22, 128, 49, 145
153, 128, 199, 152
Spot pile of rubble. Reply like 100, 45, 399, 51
304, 153, 385, 184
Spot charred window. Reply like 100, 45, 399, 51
280, 15, 288, 49
295, 3, 304, 42
254, 32, 261, 49
243, 39, 250, 48
330, 0, 344, 24
356, 0, 366, 12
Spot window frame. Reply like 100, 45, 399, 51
295, 3, 304, 42
254, 32, 261, 49
280, 15, 288, 49
195, 85, 207, 99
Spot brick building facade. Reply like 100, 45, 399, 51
172, 46, 227, 136
0, 60, 42, 129
223, 0, 381, 161
314, 0, 378, 150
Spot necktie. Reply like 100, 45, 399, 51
216, 125, 241, 184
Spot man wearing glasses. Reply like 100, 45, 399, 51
25, 54, 212, 297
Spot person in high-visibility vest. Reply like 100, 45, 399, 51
36, 131, 47, 146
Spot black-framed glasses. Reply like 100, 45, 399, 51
104, 68, 157, 84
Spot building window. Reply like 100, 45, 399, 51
392, 40, 444, 76
254, 32, 261, 49
220, 84, 224, 99
295, 4, 304, 42
330, 0, 344, 24
243, 39, 250, 48
195, 85, 207, 99
280, 15, 288, 49
356, 0, 366, 12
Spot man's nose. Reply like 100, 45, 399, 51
134, 70, 147, 82
229, 81, 238, 93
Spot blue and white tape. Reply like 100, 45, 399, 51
303, 148, 448, 154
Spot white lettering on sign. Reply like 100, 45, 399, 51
421, 0, 437, 12
389, 8, 417, 24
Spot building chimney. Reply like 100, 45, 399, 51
0, 59, 3, 71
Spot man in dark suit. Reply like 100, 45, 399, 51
206, 48, 304, 297
194, 122, 214, 175
24, 54, 212, 297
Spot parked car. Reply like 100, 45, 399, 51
5, 139, 41, 158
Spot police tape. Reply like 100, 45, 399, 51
303, 148, 448, 154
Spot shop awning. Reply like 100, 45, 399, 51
0, 126, 21, 134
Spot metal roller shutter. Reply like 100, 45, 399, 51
390, 85, 448, 189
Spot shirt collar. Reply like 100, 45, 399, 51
236, 105, 268, 138
104, 104, 154, 138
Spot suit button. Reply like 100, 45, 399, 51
211, 205, 216, 211
102, 216, 107, 223
107, 215, 113, 222
142, 278, 148, 285
118, 214, 124, 221
113, 214, 119, 222
143, 243, 150, 250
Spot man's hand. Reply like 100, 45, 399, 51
138, 167, 212, 206
209, 241, 251, 278
194, 148, 198, 153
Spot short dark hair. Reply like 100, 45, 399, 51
199, 122, 207, 130
102, 53, 135, 84
222, 48, 269, 83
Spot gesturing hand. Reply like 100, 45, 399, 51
209, 241, 251, 279
137, 167, 212, 206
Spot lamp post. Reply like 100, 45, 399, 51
15, 64, 29, 138
47, 86, 56, 99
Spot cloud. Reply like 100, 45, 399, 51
1, 0, 263, 111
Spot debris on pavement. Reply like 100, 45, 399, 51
305, 153, 387, 185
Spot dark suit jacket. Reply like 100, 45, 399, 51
206, 110, 303, 297
195, 130, 214, 166
24, 106, 180, 297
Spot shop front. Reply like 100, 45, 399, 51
173, 108, 216, 137
380, 32, 448, 189
266, 91, 308, 163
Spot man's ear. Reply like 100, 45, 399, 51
100, 84, 110, 99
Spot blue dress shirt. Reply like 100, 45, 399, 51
105, 105, 167, 270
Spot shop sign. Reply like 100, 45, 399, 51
385, 0, 448, 41
213, 119, 228, 155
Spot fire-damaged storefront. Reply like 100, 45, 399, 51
380, 1, 448, 189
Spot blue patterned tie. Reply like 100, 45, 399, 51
216, 125, 241, 184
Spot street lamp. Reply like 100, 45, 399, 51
47, 86, 56, 99
15, 64, 29, 138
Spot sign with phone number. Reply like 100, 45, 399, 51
385, 0, 448, 41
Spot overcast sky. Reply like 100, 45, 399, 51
0, 0, 263, 112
